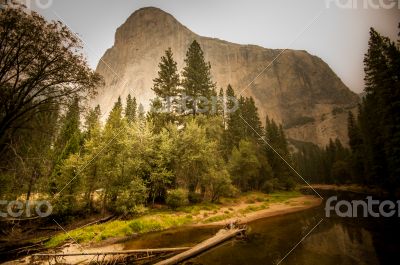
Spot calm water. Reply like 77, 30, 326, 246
124, 191, 400, 265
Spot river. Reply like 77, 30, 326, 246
123, 190, 400, 265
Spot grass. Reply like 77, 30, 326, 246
264, 191, 302, 203
45, 214, 193, 248
177, 203, 219, 215
45, 190, 305, 248
203, 213, 234, 223
238, 204, 268, 214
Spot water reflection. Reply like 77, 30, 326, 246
123, 191, 399, 265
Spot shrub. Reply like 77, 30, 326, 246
261, 178, 280, 193
166, 189, 189, 209
188, 192, 203, 203
114, 178, 148, 215
261, 180, 274, 193
283, 178, 297, 191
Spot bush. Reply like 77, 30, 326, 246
331, 160, 351, 184
283, 177, 297, 191
166, 189, 189, 209
188, 192, 203, 203
114, 178, 148, 215
261, 180, 274, 193
261, 178, 279, 193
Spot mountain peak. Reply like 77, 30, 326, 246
115, 7, 191, 46
96, 7, 359, 147
127, 6, 174, 21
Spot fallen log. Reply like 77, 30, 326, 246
154, 228, 246, 265
31, 247, 191, 257
78, 215, 115, 229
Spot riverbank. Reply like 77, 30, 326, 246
4, 191, 321, 264
44, 191, 321, 248
305, 184, 388, 196
199, 195, 321, 226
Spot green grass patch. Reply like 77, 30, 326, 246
239, 204, 267, 214
266, 191, 302, 203
177, 203, 219, 215
45, 191, 303, 248
46, 214, 193, 248
203, 213, 234, 223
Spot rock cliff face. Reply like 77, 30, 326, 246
95, 7, 359, 146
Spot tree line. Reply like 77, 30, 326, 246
46, 40, 297, 217
293, 25, 400, 194
347, 26, 400, 193
2, 6, 398, 220
0, 7, 297, 219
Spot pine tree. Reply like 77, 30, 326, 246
82, 105, 102, 211
100, 96, 128, 212
347, 111, 364, 182
217, 87, 225, 120
85, 105, 101, 138
106, 96, 123, 129
125, 94, 137, 123
359, 27, 400, 188
51, 98, 82, 192
223, 85, 242, 154
54, 98, 81, 155
264, 116, 294, 189
242, 97, 263, 139
152, 48, 180, 112
50, 98, 83, 209
138, 103, 145, 120
181, 40, 215, 115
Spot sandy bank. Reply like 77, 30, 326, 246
198, 195, 322, 226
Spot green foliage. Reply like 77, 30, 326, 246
114, 177, 148, 215
207, 168, 236, 202
46, 214, 193, 247
181, 40, 216, 115
53, 154, 84, 216
0, 7, 101, 158
152, 48, 180, 103
223, 85, 263, 158
125, 94, 137, 123
174, 119, 216, 194
264, 116, 294, 189
166, 189, 189, 209
331, 160, 351, 184
203, 213, 234, 223
261, 178, 279, 194
50, 99, 83, 196
348, 27, 400, 192
229, 140, 261, 191
149, 48, 181, 130
292, 138, 351, 184
1, 23, 311, 222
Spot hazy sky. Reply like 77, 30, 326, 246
29, 0, 400, 93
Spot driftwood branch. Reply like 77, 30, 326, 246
155, 228, 246, 265
32, 247, 191, 257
